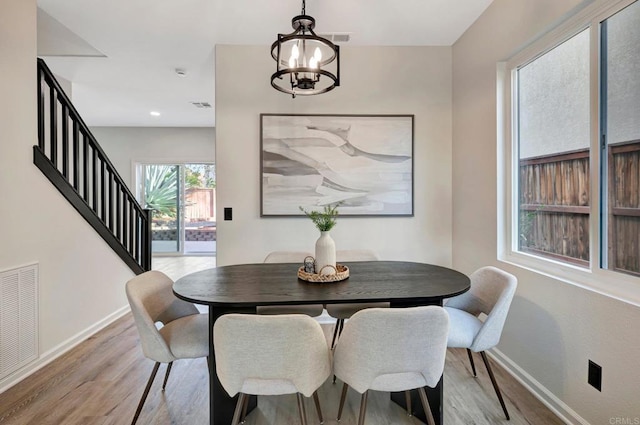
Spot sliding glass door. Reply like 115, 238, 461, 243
139, 163, 216, 256
183, 164, 216, 254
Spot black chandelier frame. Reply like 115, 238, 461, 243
270, 8, 340, 97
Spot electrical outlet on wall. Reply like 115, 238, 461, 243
588, 360, 602, 391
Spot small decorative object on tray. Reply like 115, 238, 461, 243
298, 257, 349, 283
303, 256, 316, 274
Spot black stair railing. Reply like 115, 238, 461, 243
34, 58, 151, 274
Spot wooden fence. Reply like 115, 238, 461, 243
519, 141, 640, 275
185, 188, 216, 221
519, 149, 590, 266
609, 141, 640, 276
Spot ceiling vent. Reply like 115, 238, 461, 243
317, 33, 351, 43
191, 102, 212, 108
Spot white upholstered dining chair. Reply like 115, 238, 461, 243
125, 271, 209, 425
333, 306, 449, 425
326, 250, 388, 349
256, 251, 324, 316
444, 266, 517, 420
214, 313, 331, 425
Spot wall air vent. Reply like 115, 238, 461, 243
1, 263, 38, 381
317, 33, 351, 43
191, 102, 212, 108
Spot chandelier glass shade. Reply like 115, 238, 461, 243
270, 1, 340, 97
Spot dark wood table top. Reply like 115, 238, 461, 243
173, 261, 470, 307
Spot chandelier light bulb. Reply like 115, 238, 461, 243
289, 57, 296, 68
309, 56, 318, 69
291, 44, 300, 60
314, 47, 322, 62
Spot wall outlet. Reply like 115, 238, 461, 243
588, 360, 602, 391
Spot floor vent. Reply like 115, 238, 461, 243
1, 264, 38, 380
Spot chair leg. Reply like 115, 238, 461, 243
417, 387, 436, 425
312, 390, 324, 424
161, 361, 173, 390
357, 391, 368, 425
332, 319, 345, 383
405, 390, 412, 416
337, 383, 349, 421
131, 362, 161, 425
466, 349, 477, 377
231, 393, 246, 425
240, 393, 249, 423
296, 393, 308, 425
330, 319, 341, 350
480, 351, 510, 420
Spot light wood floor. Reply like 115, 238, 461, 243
0, 257, 564, 425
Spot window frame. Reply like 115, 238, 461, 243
498, 0, 640, 306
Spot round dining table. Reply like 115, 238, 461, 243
173, 260, 470, 425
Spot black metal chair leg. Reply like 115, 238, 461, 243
131, 362, 161, 425
405, 390, 412, 416
330, 319, 341, 350
480, 351, 510, 420
467, 348, 477, 377
231, 393, 246, 425
337, 383, 348, 421
162, 361, 173, 390
357, 391, 368, 425
296, 393, 308, 425
332, 319, 345, 383
312, 391, 324, 423
418, 387, 436, 425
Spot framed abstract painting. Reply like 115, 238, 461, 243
260, 114, 414, 216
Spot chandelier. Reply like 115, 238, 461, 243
270, 0, 340, 98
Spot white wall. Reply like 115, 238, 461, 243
55, 73, 72, 98
91, 127, 215, 191
215, 45, 453, 266
0, 0, 134, 391
452, 0, 640, 423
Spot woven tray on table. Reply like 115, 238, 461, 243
297, 264, 349, 283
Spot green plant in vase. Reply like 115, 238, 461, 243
299, 202, 341, 232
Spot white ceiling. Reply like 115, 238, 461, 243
37, 0, 494, 127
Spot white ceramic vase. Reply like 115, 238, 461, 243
315, 231, 336, 275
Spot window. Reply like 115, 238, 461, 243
516, 29, 591, 267
601, 1, 640, 276
503, 0, 640, 289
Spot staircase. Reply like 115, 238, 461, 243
33, 58, 151, 274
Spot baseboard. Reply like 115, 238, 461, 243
488, 348, 591, 425
0, 305, 131, 395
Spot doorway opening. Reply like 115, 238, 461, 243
137, 163, 216, 256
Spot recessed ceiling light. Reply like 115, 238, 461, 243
150, 111, 161, 116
